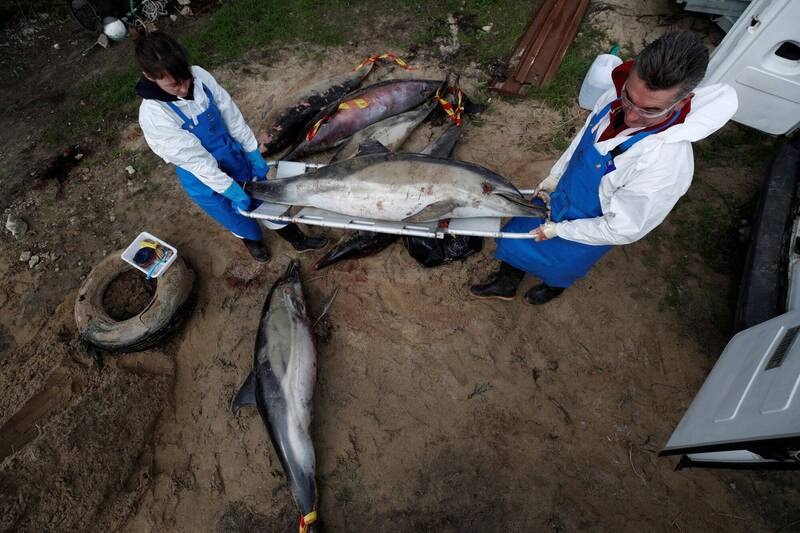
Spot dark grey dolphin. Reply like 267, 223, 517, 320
232, 261, 319, 533
286, 78, 444, 159
259, 62, 375, 156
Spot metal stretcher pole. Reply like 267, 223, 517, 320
239, 162, 541, 239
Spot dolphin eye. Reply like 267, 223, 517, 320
281, 288, 305, 316
292, 296, 306, 315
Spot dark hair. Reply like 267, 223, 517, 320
633, 31, 709, 97
134, 31, 192, 82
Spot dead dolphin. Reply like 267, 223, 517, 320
232, 261, 319, 533
420, 123, 462, 158
259, 62, 375, 156
245, 147, 546, 222
329, 99, 437, 163
405, 123, 483, 268
286, 79, 444, 159
314, 125, 463, 270
314, 231, 398, 270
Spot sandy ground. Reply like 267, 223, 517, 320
2, 1, 800, 532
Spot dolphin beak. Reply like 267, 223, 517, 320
283, 259, 300, 282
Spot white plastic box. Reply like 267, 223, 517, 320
121, 231, 178, 278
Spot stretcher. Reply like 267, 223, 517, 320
239, 161, 541, 239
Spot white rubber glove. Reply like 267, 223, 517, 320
534, 174, 560, 194
533, 175, 559, 217
530, 221, 559, 241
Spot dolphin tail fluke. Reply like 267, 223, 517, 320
298, 505, 319, 533
282, 259, 300, 282
231, 372, 256, 414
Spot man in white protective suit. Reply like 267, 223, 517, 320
471, 30, 738, 305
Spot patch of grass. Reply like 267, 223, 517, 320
523, 24, 606, 153
675, 197, 747, 274
659, 255, 692, 311
43, 68, 140, 146
529, 126, 573, 153
41, 0, 359, 148
403, 0, 538, 64
640, 233, 663, 269
694, 124, 780, 171
527, 25, 606, 111
456, 0, 539, 64
182, 0, 352, 67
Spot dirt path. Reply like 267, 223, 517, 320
2, 2, 799, 532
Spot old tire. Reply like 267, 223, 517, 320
75, 249, 195, 352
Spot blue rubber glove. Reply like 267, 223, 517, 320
222, 181, 252, 212
246, 150, 269, 181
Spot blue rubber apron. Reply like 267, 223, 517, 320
496, 100, 680, 288
166, 85, 262, 241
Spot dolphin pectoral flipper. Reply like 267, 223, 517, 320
402, 200, 459, 223
231, 372, 257, 414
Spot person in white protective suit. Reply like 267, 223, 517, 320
471, 30, 738, 304
135, 31, 327, 262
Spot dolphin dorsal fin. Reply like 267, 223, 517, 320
420, 124, 461, 158
355, 140, 390, 157
231, 372, 256, 414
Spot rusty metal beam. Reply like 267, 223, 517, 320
491, 0, 590, 97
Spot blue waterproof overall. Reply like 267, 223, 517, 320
496, 100, 680, 288
166, 86, 264, 241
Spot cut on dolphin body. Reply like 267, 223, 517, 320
231, 261, 319, 532
245, 151, 547, 223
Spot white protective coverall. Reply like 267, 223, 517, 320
538, 82, 738, 245
138, 65, 259, 195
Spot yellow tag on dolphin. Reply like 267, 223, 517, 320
338, 98, 369, 110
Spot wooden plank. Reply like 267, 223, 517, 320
525, 0, 590, 86
506, 0, 555, 76
490, 0, 590, 96
514, 0, 570, 84
490, 76, 524, 97
490, 0, 555, 97
507, 0, 558, 75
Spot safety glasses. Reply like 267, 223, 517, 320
620, 80, 681, 119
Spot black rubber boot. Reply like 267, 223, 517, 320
276, 223, 328, 252
242, 238, 270, 262
524, 283, 565, 305
470, 262, 525, 300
